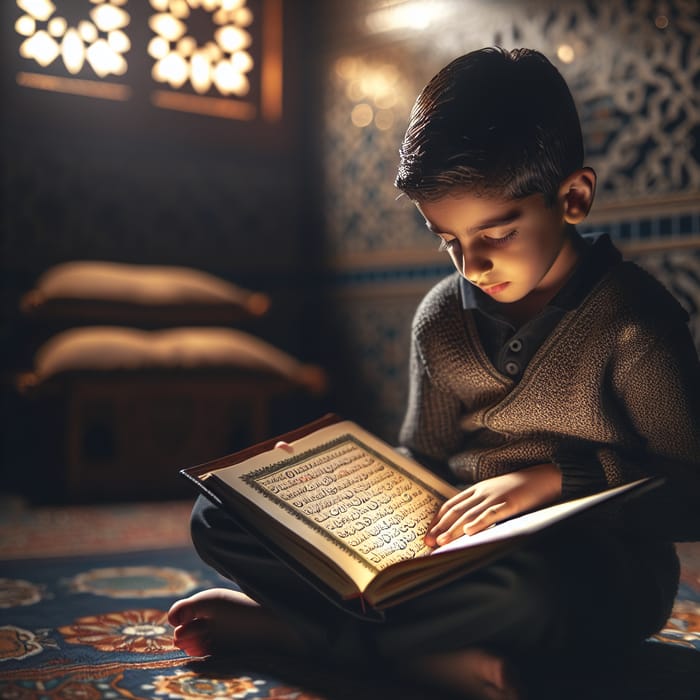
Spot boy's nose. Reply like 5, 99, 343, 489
460, 252, 493, 282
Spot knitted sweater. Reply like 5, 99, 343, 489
400, 261, 700, 540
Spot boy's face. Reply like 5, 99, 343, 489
415, 190, 576, 305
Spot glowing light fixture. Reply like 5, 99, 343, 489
61, 28, 85, 74
20, 29, 60, 67
91, 4, 129, 32
15, 0, 132, 80
557, 43, 575, 64
15, 15, 36, 36
336, 56, 401, 131
365, 1, 447, 33
48, 17, 66, 36
18, 0, 55, 23
78, 20, 97, 43
149, 13, 187, 42
109, 30, 131, 54
14, 0, 283, 121
148, 0, 256, 99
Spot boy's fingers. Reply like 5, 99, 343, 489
435, 502, 507, 544
463, 502, 508, 535
436, 487, 476, 519
428, 495, 487, 539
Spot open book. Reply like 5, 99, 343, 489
181, 414, 656, 615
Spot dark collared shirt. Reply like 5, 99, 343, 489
458, 233, 623, 496
460, 233, 622, 381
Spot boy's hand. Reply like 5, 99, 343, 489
424, 463, 562, 547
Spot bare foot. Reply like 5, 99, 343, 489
168, 587, 304, 658
412, 648, 520, 700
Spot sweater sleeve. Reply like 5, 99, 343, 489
617, 322, 700, 540
557, 457, 608, 501
398, 324, 464, 472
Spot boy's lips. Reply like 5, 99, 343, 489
480, 281, 510, 296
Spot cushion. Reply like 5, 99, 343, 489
24, 326, 327, 395
20, 261, 270, 325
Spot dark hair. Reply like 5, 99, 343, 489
395, 47, 584, 205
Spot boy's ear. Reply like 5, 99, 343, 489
559, 167, 597, 224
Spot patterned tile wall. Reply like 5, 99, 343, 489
319, 0, 700, 441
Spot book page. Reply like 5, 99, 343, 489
432, 478, 651, 555
208, 421, 457, 592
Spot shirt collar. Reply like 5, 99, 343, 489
460, 233, 623, 315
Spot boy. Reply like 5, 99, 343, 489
169, 48, 700, 699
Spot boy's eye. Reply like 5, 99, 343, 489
485, 230, 518, 246
438, 238, 460, 253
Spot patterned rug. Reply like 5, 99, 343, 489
0, 502, 698, 700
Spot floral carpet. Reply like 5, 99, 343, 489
0, 502, 698, 700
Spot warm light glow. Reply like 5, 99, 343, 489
213, 8, 228, 24
20, 30, 59, 66
171, 0, 191, 17
374, 109, 394, 131
557, 43, 575, 63
204, 41, 222, 61
338, 56, 401, 131
153, 51, 188, 87
176, 36, 196, 56
15, 0, 132, 79
17, 71, 131, 100
231, 50, 252, 72
86, 38, 127, 77
62, 28, 85, 74
261, 0, 282, 122
351, 103, 373, 128
90, 4, 129, 32
15, 15, 36, 36
150, 13, 187, 41
346, 80, 364, 102
18, 0, 55, 22
47, 16, 66, 36
235, 7, 253, 26
78, 20, 97, 43
375, 91, 397, 110
215, 25, 251, 52
214, 59, 248, 94
190, 50, 212, 93
335, 56, 358, 80
148, 36, 169, 59
108, 30, 131, 54
365, 1, 446, 33
148, 0, 256, 101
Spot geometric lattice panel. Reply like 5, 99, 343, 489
322, 0, 700, 256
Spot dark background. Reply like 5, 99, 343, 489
2, 0, 699, 504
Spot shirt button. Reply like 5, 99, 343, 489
505, 361, 520, 376
509, 338, 523, 352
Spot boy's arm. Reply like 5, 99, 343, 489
615, 323, 700, 540
399, 329, 464, 470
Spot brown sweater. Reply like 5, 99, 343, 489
400, 261, 700, 540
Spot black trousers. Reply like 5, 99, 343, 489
189, 495, 679, 664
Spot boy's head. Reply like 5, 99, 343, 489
395, 47, 584, 206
